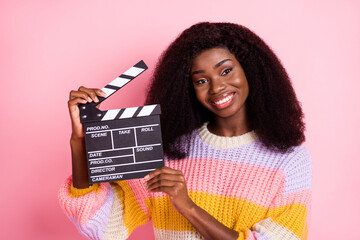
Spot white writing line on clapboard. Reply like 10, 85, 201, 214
132, 147, 136, 163
85, 124, 159, 134
91, 168, 158, 178
89, 159, 163, 170
88, 143, 162, 154
110, 131, 114, 149
89, 154, 134, 161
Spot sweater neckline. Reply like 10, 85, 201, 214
197, 122, 258, 149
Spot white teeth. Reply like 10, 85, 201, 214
214, 94, 233, 105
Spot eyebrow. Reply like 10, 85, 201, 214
191, 59, 231, 75
214, 59, 231, 69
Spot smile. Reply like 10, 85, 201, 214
210, 92, 235, 109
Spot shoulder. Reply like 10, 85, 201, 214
241, 143, 312, 194
277, 145, 312, 194
279, 145, 312, 175
226, 141, 312, 194
244, 141, 312, 170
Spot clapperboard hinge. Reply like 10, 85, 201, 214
79, 60, 161, 122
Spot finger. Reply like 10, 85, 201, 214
147, 179, 177, 191
77, 87, 99, 102
69, 90, 94, 102
95, 89, 107, 97
68, 98, 86, 125
68, 98, 88, 110
146, 172, 185, 187
146, 173, 184, 188
78, 87, 107, 103
67, 98, 86, 138
149, 184, 186, 195
144, 167, 182, 181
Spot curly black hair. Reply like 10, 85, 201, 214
146, 22, 305, 159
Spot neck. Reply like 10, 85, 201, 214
208, 114, 251, 137
198, 122, 257, 149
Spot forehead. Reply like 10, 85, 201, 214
191, 48, 236, 68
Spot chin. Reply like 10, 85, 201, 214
211, 105, 245, 120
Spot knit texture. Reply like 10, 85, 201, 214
58, 123, 312, 240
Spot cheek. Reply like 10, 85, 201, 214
235, 76, 249, 96
194, 87, 207, 103
231, 78, 249, 104
242, 81, 249, 99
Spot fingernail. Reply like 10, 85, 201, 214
94, 96, 99, 102
87, 97, 92, 102
100, 90, 107, 96
144, 175, 149, 180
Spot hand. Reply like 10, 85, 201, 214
68, 86, 106, 139
145, 167, 195, 214
68, 86, 106, 188
146, 167, 239, 240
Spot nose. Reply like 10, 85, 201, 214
209, 78, 225, 94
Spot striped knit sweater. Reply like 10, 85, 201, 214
58, 122, 312, 240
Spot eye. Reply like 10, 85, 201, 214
221, 68, 232, 76
195, 79, 208, 85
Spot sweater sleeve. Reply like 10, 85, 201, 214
58, 176, 151, 239
236, 146, 312, 240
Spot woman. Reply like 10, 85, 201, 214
59, 22, 312, 240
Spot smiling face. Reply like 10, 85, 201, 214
191, 47, 249, 124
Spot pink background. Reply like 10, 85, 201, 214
1, 0, 359, 239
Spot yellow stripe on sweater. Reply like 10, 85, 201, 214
112, 181, 149, 237
69, 183, 101, 197
267, 204, 308, 238
147, 191, 307, 238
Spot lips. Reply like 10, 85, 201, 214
210, 92, 235, 109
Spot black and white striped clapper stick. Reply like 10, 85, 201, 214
79, 60, 160, 123
100, 60, 148, 102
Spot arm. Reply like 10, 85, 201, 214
181, 201, 239, 240
59, 87, 150, 239
59, 86, 114, 239
145, 167, 238, 240
245, 147, 312, 240
67, 86, 106, 188
145, 146, 312, 240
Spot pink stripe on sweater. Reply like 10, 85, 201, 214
245, 229, 257, 240
270, 189, 311, 208
127, 179, 151, 216
166, 158, 279, 206
58, 176, 110, 225
161, 158, 309, 208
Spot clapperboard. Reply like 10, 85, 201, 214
79, 60, 164, 184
